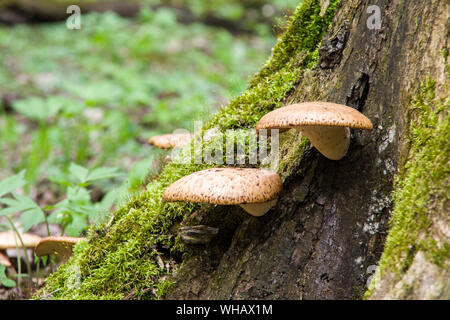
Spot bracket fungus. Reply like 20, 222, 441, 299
162, 168, 282, 216
148, 133, 193, 149
256, 101, 373, 160
35, 236, 83, 263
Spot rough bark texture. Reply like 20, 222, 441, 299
165, 0, 449, 300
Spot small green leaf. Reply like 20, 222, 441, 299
12, 96, 63, 121
69, 163, 89, 184
127, 156, 153, 190
66, 187, 91, 203
0, 192, 44, 231
2, 277, 16, 288
0, 265, 16, 288
100, 187, 122, 212
20, 207, 45, 233
0, 170, 27, 198
11, 192, 38, 207
0, 197, 21, 207
65, 213, 88, 237
47, 176, 74, 188
0, 204, 32, 217
0, 192, 36, 217
85, 166, 123, 183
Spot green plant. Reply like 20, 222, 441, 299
0, 265, 16, 288
0, 7, 279, 195
0, 164, 125, 288
0, 164, 125, 237
47, 163, 124, 236
0, 171, 47, 233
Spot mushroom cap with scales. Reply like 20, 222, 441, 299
256, 102, 373, 160
148, 133, 193, 149
256, 101, 373, 131
35, 236, 83, 262
162, 168, 282, 216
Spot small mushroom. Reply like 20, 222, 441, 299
256, 102, 373, 160
148, 133, 193, 149
0, 231, 42, 249
162, 168, 282, 216
0, 251, 12, 267
35, 236, 83, 263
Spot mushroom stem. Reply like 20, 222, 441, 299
296, 125, 350, 160
239, 199, 278, 217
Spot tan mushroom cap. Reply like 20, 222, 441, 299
0, 231, 42, 249
35, 236, 82, 261
163, 168, 282, 204
256, 102, 373, 160
148, 133, 193, 149
256, 101, 373, 131
162, 168, 282, 216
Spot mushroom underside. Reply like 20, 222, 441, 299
239, 199, 278, 216
295, 125, 350, 160
35, 242, 76, 263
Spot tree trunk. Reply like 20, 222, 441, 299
166, 0, 449, 300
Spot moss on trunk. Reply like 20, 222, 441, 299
366, 79, 449, 299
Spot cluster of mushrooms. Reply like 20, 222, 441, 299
152, 101, 373, 217
0, 231, 83, 269
7, 102, 371, 263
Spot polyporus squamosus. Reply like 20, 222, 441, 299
162, 168, 282, 216
256, 101, 373, 160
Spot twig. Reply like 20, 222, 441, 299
41, 288, 60, 300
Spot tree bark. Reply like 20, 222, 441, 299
165, 0, 449, 300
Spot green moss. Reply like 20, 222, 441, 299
442, 47, 449, 61
364, 79, 449, 299
37, 0, 340, 300
443, 47, 450, 78
277, 130, 309, 180
39, 162, 205, 299
250, 0, 339, 85
207, 0, 340, 130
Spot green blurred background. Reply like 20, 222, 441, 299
0, 0, 300, 236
